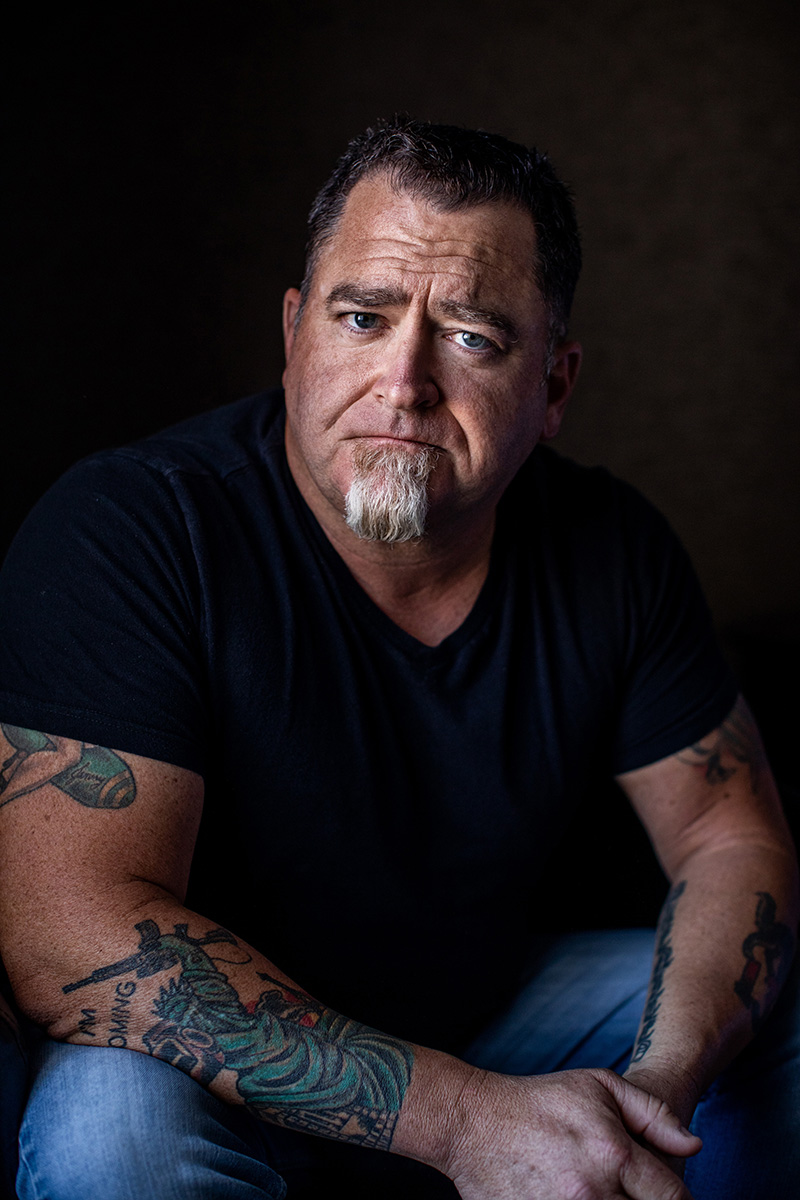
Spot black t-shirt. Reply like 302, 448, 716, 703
0, 391, 736, 1049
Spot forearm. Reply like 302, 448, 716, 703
7, 882, 469, 1164
5, 881, 705, 1199
624, 840, 799, 1120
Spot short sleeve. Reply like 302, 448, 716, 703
611, 489, 738, 774
0, 453, 209, 773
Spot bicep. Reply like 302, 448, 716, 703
616, 695, 794, 879
0, 725, 203, 994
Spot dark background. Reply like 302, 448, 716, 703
6, 1, 799, 914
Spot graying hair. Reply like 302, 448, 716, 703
345, 443, 441, 542
299, 115, 581, 348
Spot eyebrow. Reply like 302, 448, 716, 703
435, 299, 519, 343
326, 283, 409, 310
325, 282, 520, 343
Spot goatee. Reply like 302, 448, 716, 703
345, 443, 440, 543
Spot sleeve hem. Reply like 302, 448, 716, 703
612, 676, 739, 775
0, 693, 205, 776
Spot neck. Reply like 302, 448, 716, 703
286, 434, 496, 646
323, 510, 496, 646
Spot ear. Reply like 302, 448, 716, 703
282, 288, 302, 368
540, 340, 582, 442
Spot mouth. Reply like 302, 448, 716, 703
349, 434, 443, 452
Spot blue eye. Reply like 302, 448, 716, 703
345, 312, 380, 331
455, 331, 493, 351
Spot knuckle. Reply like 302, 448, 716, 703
602, 1135, 634, 1175
590, 1066, 618, 1088
641, 1095, 677, 1137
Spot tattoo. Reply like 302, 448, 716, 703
77, 1008, 98, 1037
0, 725, 135, 809
734, 892, 795, 1032
63, 920, 413, 1149
108, 981, 136, 1048
631, 880, 686, 1062
676, 696, 767, 793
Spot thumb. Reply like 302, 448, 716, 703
596, 1070, 703, 1159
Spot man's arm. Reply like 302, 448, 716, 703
0, 726, 425, 1148
616, 695, 799, 1124
0, 725, 702, 1199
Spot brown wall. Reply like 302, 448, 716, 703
7, 1, 799, 644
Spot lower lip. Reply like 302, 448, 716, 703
356, 436, 435, 449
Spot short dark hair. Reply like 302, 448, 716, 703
300, 115, 582, 341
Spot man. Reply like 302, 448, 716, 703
0, 117, 797, 1199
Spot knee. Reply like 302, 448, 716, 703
18, 1042, 286, 1199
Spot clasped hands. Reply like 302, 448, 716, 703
440, 1066, 701, 1200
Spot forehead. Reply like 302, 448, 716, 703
312, 174, 541, 308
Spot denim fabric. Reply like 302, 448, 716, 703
16, 1043, 286, 1200
465, 929, 800, 1199
463, 929, 656, 1075
9, 930, 800, 1199
683, 956, 800, 1200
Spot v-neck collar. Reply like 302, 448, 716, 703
280, 449, 508, 663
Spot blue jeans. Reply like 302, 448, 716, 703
8, 930, 800, 1198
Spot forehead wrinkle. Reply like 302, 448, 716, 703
344, 224, 521, 270
328, 253, 503, 303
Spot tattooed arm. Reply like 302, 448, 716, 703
0, 724, 436, 1151
0, 724, 701, 1199
617, 695, 799, 1126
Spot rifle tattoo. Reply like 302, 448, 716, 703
63, 920, 413, 1149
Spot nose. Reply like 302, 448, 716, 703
372, 327, 440, 410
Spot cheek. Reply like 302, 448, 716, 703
453, 390, 544, 472
286, 342, 375, 430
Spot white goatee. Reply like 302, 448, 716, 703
345, 443, 440, 543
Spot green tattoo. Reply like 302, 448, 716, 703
64, 920, 413, 1149
0, 725, 135, 809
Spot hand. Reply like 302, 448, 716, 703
622, 1061, 701, 1182
621, 1062, 698, 1130
442, 1067, 702, 1199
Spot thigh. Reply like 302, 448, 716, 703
684, 948, 800, 1200
17, 1040, 455, 1200
17, 1040, 286, 1200
462, 928, 800, 1199
462, 928, 655, 1075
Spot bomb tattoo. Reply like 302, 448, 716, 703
0, 726, 135, 809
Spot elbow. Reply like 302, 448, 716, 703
0, 949, 72, 1036
665, 835, 799, 893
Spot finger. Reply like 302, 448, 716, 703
595, 1070, 703, 1159
620, 1140, 696, 1200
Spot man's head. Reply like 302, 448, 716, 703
282, 119, 583, 550
299, 115, 581, 350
